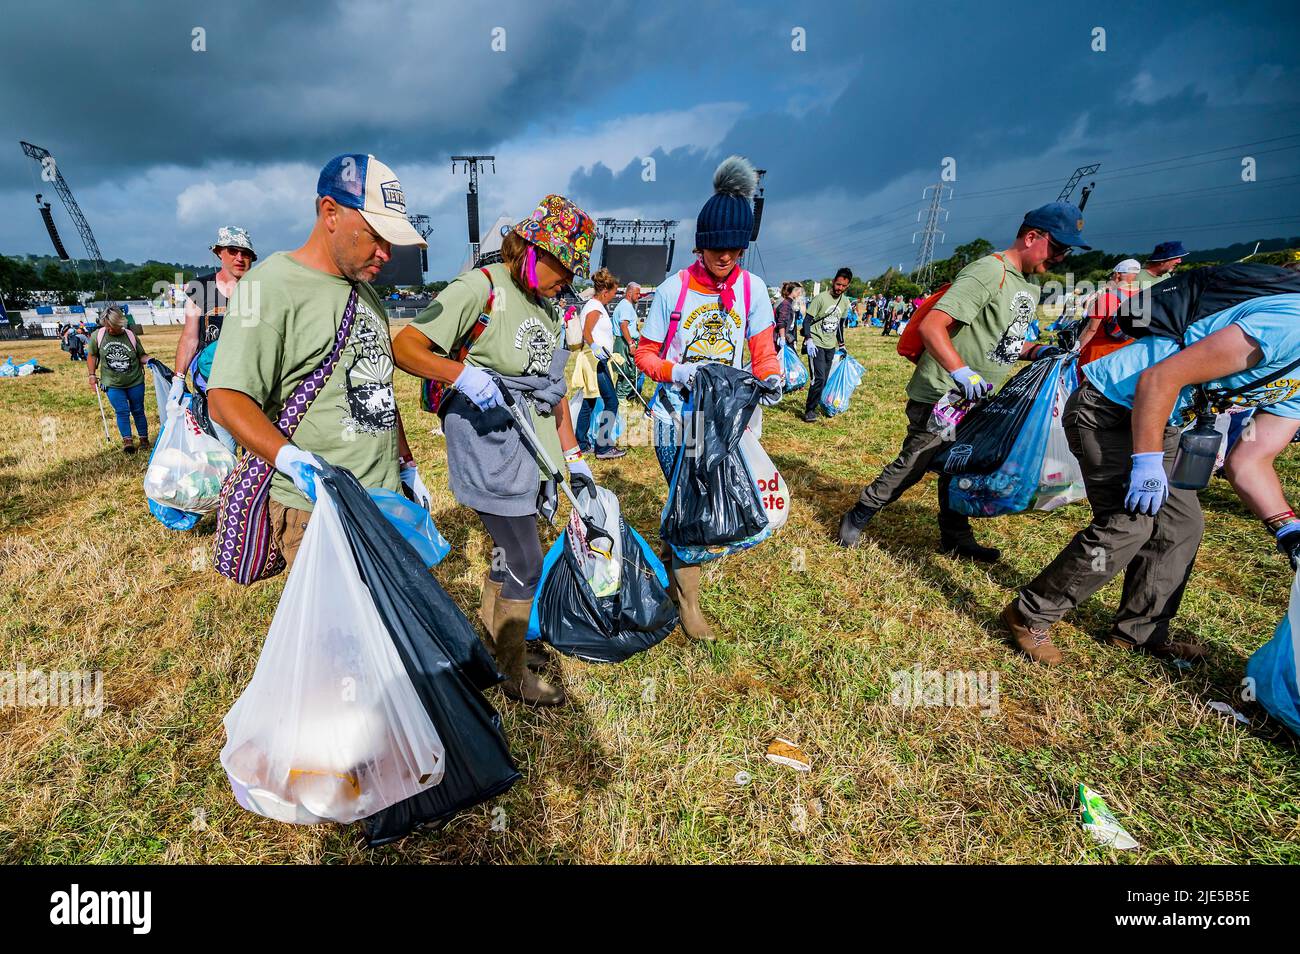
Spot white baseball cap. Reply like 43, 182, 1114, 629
1113, 258, 1141, 275
316, 153, 427, 247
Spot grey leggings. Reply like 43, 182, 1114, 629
476, 510, 545, 600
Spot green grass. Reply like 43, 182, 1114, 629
1, 327, 1297, 864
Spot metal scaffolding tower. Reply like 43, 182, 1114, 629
912, 182, 951, 290
451, 155, 495, 263
1058, 163, 1100, 208
19, 141, 109, 295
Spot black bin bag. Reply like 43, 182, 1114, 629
316, 466, 520, 847
932, 356, 1057, 477
529, 482, 678, 664
661, 362, 768, 548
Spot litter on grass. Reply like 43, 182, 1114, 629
765, 738, 811, 772
1078, 783, 1139, 850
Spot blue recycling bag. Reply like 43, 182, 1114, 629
780, 340, 809, 391
366, 488, 451, 569
947, 355, 1070, 517
569, 393, 625, 445
820, 353, 865, 417
1246, 570, 1300, 736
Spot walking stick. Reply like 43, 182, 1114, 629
93, 383, 112, 443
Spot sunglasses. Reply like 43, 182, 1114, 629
220, 247, 253, 259
1045, 234, 1070, 259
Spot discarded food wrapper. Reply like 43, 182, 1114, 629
1078, 783, 1139, 850
765, 737, 811, 772
1207, 700, 1250, 725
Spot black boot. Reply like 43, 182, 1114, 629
837, 505, 876, 548
939, 534, 1001, 563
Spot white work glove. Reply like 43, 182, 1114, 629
567, 457, 593, 484
807, 342, 817, 359
453, 363, 504, 412
950, 365, 993, 402
400, 462, 431, 510
593, 342, 612, 362
671, 361, 699, 388
167, 375, 185, 404
274, 444, 323, 503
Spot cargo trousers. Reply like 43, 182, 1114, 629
852, 398, 976, 540
1014, 379, 1204, 647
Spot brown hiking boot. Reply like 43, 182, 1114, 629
1105, 633, 1208, 663
122, 438, 137, 455
1000, 602, 1063, 666
492, 597, 565, 706
478, 574, 546, 670
136, 435, 151, 454
667, 562, 716, 642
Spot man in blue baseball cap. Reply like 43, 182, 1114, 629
207, 154, 431, 569
838, 202, 1087, 580
1137, 240, 1186, 289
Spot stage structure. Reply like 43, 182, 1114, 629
597, 218, 679, 286
451, 155, 495, 265
373, 214, 433, 287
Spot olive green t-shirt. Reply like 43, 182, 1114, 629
409, 262, 563, 473
88, 328, 145, 390
806, 290, 850, 348
207, 252, 400, 511
1135, 268, 1169, 289
907, 253, 1041, 404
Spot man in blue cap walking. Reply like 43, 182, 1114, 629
837, 202, 1088, 565
1138, 240, 1186, 289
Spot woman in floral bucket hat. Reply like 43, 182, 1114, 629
393, 194, 596, 707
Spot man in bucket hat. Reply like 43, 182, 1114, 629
208, 154, 430, 568
175, 226, 258, 450
1138, 240, 1186, 289
837, 202, 1088, 572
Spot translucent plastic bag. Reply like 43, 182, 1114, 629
568, 481, 623, 597
820, 352, 865, 417
1246, 568, 1300, 736
145, 361, 202, 530
948, 356, 1069, 517
221, 488, 447, 825
1034, 358, 1087, 511
780, 340, 809, 391
144, 401, 236, 513
367, 488, 451, 569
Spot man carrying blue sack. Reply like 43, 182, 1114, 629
1004, 276, 1300, 666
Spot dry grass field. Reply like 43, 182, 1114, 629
1, 324, 1297, 863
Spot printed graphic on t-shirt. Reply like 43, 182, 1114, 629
341, 301, 397, 435
202, 306, 224, 345
681, 302, 744, 365
1225, 378, 1300, 409
987, 290, 1036, 365
101, 341, 134, 374
820, 303, 842, 335
514, 315, 558, 375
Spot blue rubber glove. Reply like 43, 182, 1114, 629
1275, 522, 1300, 571
807, 342, 817, 359
950, 365, 993, 402
671, 361, 699, 388
1125, 452, 1168, 516
274, 444, 322, 503
454, 363, 504, 411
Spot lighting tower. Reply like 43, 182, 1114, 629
451, 155, 496, 264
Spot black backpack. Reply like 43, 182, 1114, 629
1115, 263, 1300, 342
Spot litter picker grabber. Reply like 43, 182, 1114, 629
92, 383, 111, 442
608, 357, 653, 418
491, 373, 615, 558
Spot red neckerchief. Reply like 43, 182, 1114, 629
687, 260, 740, 314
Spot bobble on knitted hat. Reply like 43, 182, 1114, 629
695, 156, 757, 251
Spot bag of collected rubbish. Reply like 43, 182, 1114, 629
820, 352, 865, 417
529, 480, 677, 663
932, 355, 1058, 477
1033, 355, 1087, 511
145, 400, 237, 513
1245, 568, 1300, 737
780, 339, 809, 391
222, 465, 518, 843
145, 360, 202, 531
569, 392, 625, 447
367, 488, 451, 569
660, 363, 789, 562
0, 358, 16, 378
947, 356, 1072, 517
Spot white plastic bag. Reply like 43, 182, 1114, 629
741, 427, 790, 532
220, 490, 446, 825
569, 482, 623, 597
1034, 375, 1086, 511
143, 401, 236, 513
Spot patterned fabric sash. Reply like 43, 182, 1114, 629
212, 287, 359, 584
